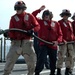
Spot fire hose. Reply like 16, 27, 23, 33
0, 28, 74, 46
0, 28, 54, 45
0, 28, 74, 58
58, 41, 74, 46
58, 41, 74, 57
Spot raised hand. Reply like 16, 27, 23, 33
39, 5, 45, 11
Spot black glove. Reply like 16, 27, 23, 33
27, 30, 34, 36
3, 32, 9, 38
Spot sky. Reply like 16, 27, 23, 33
0, 0, 75, 30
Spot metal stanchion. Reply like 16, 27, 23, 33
4, 38, 6, 62
0, 38, 1, 62
0, 38, 2, 62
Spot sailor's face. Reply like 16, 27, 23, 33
44, 15, 50, 20
16, 9, 23, 14
63, 15, 69, 20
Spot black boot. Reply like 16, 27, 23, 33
68, 68, 73, 75
65, 68, 73, 75
65, 68, 69, 75
50, 70, 55, 75
50, 73, 55, 75
35, 72, 40, 75
56, 68, 62, 75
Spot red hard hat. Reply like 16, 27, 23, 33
14, 1, 27, 10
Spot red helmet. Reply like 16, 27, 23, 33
14, 1, 27, 10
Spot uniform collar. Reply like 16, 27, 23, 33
16, 12, 26, 17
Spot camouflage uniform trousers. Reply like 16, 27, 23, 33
57, 44, 75, 69
3, 40, 36, 75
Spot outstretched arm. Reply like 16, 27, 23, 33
32, 5, 45, 18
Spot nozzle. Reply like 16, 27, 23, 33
0, 29, 4, 35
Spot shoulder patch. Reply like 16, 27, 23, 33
69, 22, 72, 27
51, 22, 55, 27
14, 15, 20, 21
63, 22, 67, 27
44, 21, 48, 26
24, 14, 29, 21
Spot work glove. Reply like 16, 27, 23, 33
27, 30, 34, 36
3, 32, 9, 38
